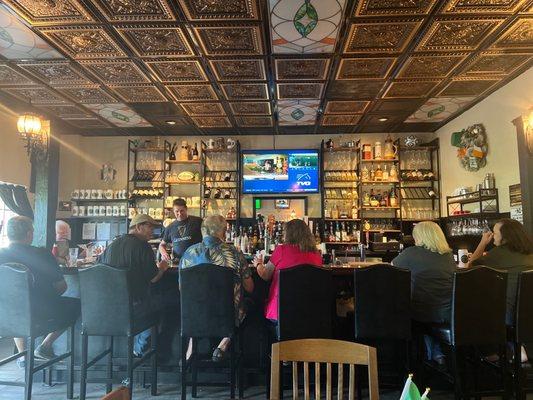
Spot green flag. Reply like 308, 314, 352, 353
399, 375, 421, 400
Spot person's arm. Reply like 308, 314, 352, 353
239, 253, 254, 293
256, 260, 275, 281
151, 260, 169, 283
468, 231, 493, 267
158, 240, 170, 261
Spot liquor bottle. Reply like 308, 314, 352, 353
192, 143, 199, 161
363, 192, 371, 207
354, 226, 361, 243
213, 188, 221, 198
314, 224, 321, 244
335, 222, 342, 242
375, 164, 383, 181
428, 188, 436, 198
363, 220, 371, 231
369, 164, 376, 181
324, 200, 331, 218
369, 189, 379, 207
351, 201, 358, 219
380, 191, 388, 207
331, 204, 339, 219
329, 223, 336, 242
225, 223, 232, 242
389, 188, 398, 207
240, 230, 249, 254
361, 165, 369, 181
223, 189, 231, 199
389, 164, 398, 181
382, 164, 389, 181
204, 187, 211, 198
223, 172, 231, 181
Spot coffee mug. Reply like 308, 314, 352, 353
207, 138, 216, 149
120, 205, 127, 216
106, 206, 113, 216
99, 205, 106, 215
113, 206, 119, 216
71, 190, 79, 199
226, 138, 236, 149
97, 189, 104, 199
72, 205, 79, 216
78, 206, 86, 216
91, 189, 98, 199
216, 137, 225, 149
105, 189, 113, 199
87, 206, 94, 216
84, 189, 91, 199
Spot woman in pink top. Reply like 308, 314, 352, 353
253, 219, 322, 321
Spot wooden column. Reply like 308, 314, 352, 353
32, 121, 60, 249
512, 115, 533, 235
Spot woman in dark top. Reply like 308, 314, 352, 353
470, 218, 533, 362
392, 221, 456, 364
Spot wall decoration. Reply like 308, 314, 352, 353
269, 0, 346, 54
85, 103, 152, 127
405, 96, 475, 122
451, 123, 488, 172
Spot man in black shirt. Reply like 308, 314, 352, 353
159, 198, 202, 263
0, 216, 80, 365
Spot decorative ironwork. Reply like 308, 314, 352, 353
229, 102, 271, 115
324, 100, 370, 114
3, 0, 93, 25
81, 60, 150, 84
118, 26, 193, 57
491, 18, 533, 50
58, 86, 118, 103
194, 26, 263, 55
146, 60, 208, 82
94, 0, 174, 21
168, 85, 218, 101
275, 59, 330, 81
438, 78, 499, 96
344, 21, 421, 53
178, 0, 259, 21
397, 54, 466, 78
355, 0, 437, 16
322, 114, 361, 126
181, 102, 226, 116
384, 80, 440, 98
210, 59, 266, 81
0, 65, 34, 86
336, 58, 395, 79
235, 116, 272, 126
3, 86, 66, 104
191, 116, 231, 127
277, 83, 324, 99
463, 52, 531, 75
111, 85, 167, 102
221, 84, 269, 100
18, 61, 92, 85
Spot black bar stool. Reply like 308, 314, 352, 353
0, 263, 77, 400
78, 263, 159, 400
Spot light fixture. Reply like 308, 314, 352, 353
165, 120, 177, 125
17, 113, 49, 160
378, 117, 388, 122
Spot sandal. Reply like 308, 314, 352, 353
212, 347, 227, 362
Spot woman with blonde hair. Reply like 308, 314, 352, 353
392, 221, 456, 364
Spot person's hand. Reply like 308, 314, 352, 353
157, 259, 169, 272
160, 248, 171, 262
480, 231, 494, 247
252, 254, 263, 267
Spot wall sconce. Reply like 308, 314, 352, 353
17, 113, 49, 160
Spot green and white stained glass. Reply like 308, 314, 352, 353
405, 97, 475, 123
270, 0, 346, 54
85, 103, 152, 128
278, 100, 319, 125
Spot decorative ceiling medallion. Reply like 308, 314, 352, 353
178, 0, 259, 21
397, 54, 466, 79
93, 0, 174, 22
181, 102, 226, 116
336, 57, 395, 80
438, 78, 499, 96
18, 61, 92, 85
270, 0, 346, 54
81, 60, 150, 84
236, 116, 273, 127
193, 26, 263, 56
355, 0, 437, 16
492, 18, 533, 50
0, 64, 34, 86
111, 85, 167, 103
322, 114, 361, 126
85, 103, 152, 127
443, 0, 524, 14
277, 82, 324, 99
344, 20, 421, 53
384, 80, 440, 98
229, 101, 271, 115
416, 18, 504, 51
3, 0, 93, 25
275, 58, 330, 81
64, 118, 110, 128
221, 83, 269, 100
39, 27, 126, 59
210, 59, 266, 81
168, 84, 218, 101
58, 86, 118, 104
117, 26, 193, 57
324, 100, 369, 114
405, 96, 475, 122
464, 52, 531, 76
326, 80, 384, 100
37, 104, 92, 119
0, 5, 64, 59
2, 86, 66, 104
191, 116, 231, 127
146, 60, 207, 82
278, 99, 319, 125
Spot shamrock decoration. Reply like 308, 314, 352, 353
451, 123, 488, 172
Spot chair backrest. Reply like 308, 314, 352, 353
78, 263, 133, 336
452, 266, 507, 346
353, 264, 411, 340
100, 386, 129, 400
278, 264, 333, 341
270, 339, 379, 400
0, 263, 33, 337
515, 269, 533, 343
180, 263, 235, 338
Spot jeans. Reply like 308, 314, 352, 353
424, 334, 444, 361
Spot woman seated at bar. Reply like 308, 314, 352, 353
469, 218, 533, 362
392, 221, 456, 365
253, 218, 322, 324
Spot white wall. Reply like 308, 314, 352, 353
436, 67, 533, 214
0, 107, 32, 186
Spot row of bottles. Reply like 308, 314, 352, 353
362, 188, 398, 208
324, 201, 359, 220
204, 187, 233, 199
323, 221, 360, 243
361, 163, 398, 182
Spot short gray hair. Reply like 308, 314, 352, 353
201, 215, 226, 237
7, 216, 33, 241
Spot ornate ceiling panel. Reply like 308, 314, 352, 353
275, 59, 330, 81
0, 64, 35, 86
193, 26, 263, 56
277, 83, 324, 99
39, 27, 126, 59
278, 99, 320, 125
321, 114, 361, 126
168, 84, 218, 101
81, 60, 150, 84
110, 85, 167, 103
324, 100, 370, 114
18, 61, 92, 85
64, 118, 111, 128
383, 80, 440, 98
85, 103, 152, 127
443, 0, 525, 14
178, 0, 259, 21
210, 59, 266, 81
336, 57, 395, 79
146, 60, 207, 82
229, 101, 271, 115
2, 86, 66, 104
57, 86, 118, 104
462, 52, 531, 75
3, 0, 94, 25
491, 18, 533, 50
93, 0, 175, 22
437, 78, 499, 96
326, 80, 385, 100
191, 116, 231, 127
235, 116, 273, 127
220, 83, 269, 100
117, 26, 194, 57
37, 104, 93, 119
405, 96, 475, 122
354, 0, 438, 16
397, 54, 466, 78
181, 102, 226, 116
344, 20, 421, 53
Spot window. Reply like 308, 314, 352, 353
0, 198, 17, 248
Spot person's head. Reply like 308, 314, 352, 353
128, 214, 159, 241
172, 198, 188, 221
201, 215, 226, 240
6, 216, 34, 244
55, 220, 71, 241
283, 218, 317, 253
493, 218, 533, 254
412, 221, 452, 255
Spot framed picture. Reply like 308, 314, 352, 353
275, 199, 290, 209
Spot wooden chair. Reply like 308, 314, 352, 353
100, 387, 129, 400
270, 339, 379, 400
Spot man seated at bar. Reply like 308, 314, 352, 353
98, 214, 169, 357
469, 218, 533, 362
392, 221, 456, 365
253, 218, 322, 325
179, 215, 254, 361
0, 216, 80, 365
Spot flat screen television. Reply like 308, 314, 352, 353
242, 149, 319, 194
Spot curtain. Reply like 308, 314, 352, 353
0, 183, 34, 219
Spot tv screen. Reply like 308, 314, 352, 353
242, 149, 319, 194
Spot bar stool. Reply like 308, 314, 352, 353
0, 263, 77, 400
180, 263, 243, 400
78, 264, 159, 400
